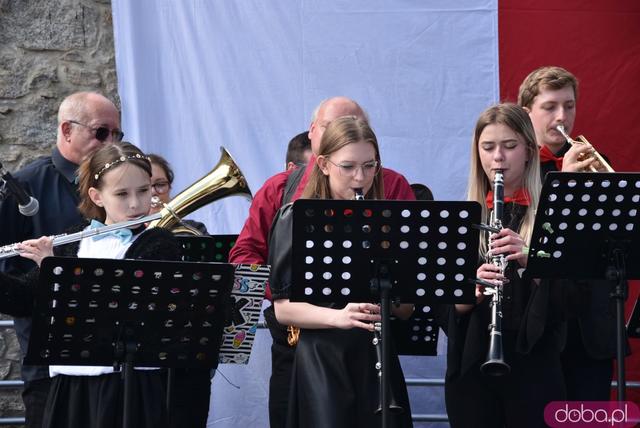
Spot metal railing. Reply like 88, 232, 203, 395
1, 320, 639, 426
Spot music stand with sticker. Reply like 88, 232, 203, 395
25, 256, 234, 428
169, 236, 265, 422
526, 172, 640, 401
175, 235, 267, 364
291, 199, 481, 427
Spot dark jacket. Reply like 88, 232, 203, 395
444, 203, 567, 380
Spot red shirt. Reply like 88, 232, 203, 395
229, 155, 416, 299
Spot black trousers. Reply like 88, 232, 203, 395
445, 340, 566, 428
167, 368, 212, 428
22, 377, 53, 428
43, 371, 168, 428
264, 304, 296, 428
561, 321, 613, 401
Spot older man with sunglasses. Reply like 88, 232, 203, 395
0, 91, 121, 428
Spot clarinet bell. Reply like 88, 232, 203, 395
375, 390, 404, 415
480, 333, 511, 377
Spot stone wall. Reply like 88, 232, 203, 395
0, 0, 119, 421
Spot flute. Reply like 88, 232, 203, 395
0, 212, 161, 260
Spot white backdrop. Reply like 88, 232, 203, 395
112, 0, 498, 233
111, 1, 499, 426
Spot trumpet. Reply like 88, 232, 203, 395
555, 125, 614, 172
480, 170, 510, 376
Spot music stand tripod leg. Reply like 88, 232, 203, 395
122, 325, 137, 428
166, 368, 176, 422
607, 247, 628, 401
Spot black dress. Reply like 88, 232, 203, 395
0, 225, 181, 428
268, 203, 413, 428
443, 202, 567, 428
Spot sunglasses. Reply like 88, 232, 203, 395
68, 120, 124, 142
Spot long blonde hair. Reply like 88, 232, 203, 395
466, 104, 541, 256
301, 116, 384, 200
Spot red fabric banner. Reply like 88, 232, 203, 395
499, 0, 640, 403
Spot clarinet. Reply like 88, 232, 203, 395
353, 188, 402, 414
480, 170, 511, 376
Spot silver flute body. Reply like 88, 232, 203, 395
0, 212, 162, 260
480, 170, 511, 376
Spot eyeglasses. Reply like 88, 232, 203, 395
68, 120, 124, 142
151, 181, 171, 194
325, 158, 380, 177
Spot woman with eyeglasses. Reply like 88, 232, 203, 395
148, 154, 208, 235
267, 116, 413, 428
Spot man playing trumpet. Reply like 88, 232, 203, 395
518, 66, 618, 401
518, 66, 605, 173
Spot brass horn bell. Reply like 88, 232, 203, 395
147, 146, 252, 232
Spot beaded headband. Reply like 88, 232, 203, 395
94, 153, 149, 180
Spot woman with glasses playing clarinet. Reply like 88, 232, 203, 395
267, 116, 413, 428
444, 104, 567, 427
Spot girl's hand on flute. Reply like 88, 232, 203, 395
16, 236, 53, 267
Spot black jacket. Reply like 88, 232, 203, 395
444, 203, 567, 380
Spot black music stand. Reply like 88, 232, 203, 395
391, 304, 439, 356
25, 256, 234, 428
175, 235, 267, 364
291, 199, 480, 427
178, 234, 237, 262
164, 234, 240, 419
527, 172, 640, 401
628, 298, 640, 339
